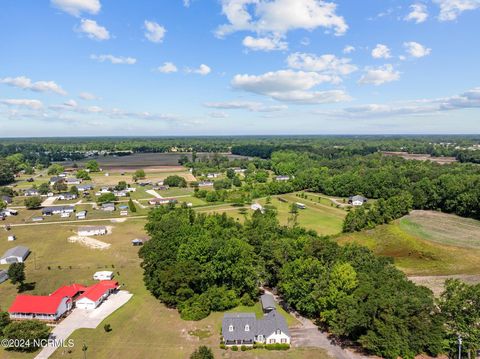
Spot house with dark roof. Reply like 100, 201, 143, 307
348, 195, 367, 206
222, 310, 290, 347
1, 196, 12, 205
24, 188, 39, 196
260, 294, 276, 313
0, 246, 30, 264
42, 205, 75, 216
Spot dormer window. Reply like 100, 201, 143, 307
276, 330, 281, 334
245, 324, 250, 332
229, 325, 234, 332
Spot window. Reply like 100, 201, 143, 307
257, 335, 263, 341
276, 330, 281, 334
269, 339, 276, 344
229, 325, 234, 332
281, 338, 287, 343
245, 324, 250, 332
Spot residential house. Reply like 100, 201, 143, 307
75, 280, 119, 310
24, 188, 39, 196
76, 211, 87, 220
148, 198, 177, 206
49, 176, 63, 186
77, 184, 94, 192
113, 190, 127, 197
198, 181, 214, 187
78, 226, 107, 236
101, 202, 115, 212
348, 195, 367, 206
0, 270, 8, 284
251, 203, 264, 213
65, 177, 82, 185
222, 310, 290, 347
0, 246, 30, 264
58, 192, 77, 201
8, 284, 86, 322
42, 206, 75, 216
295, 202, 306, 210
1, 208, 18, 216
207, 173, 220, 179
275, 175, 290, 182
232, 167, 246, 174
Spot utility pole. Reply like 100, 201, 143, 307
458, 335, 462, 359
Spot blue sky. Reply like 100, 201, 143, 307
0, 0, 479, 136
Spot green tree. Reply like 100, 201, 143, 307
85, 160, 100, 172
97, 192, 116, 204
0, 311, 11, 335
8, 263, 26, 291
52, 181, 67, 192
37, 182, 50, 195
0, 159, 16, 185
69, 186, 79, 196
47, 164, 64, 175
2, 320, 50, 352
76, 169, 91, 180
164, 175, 187, 188
439, 279, 480, 357
115, 181, 127, 191
190, 346, 214, 359
133, 169, 146, 181
128, 198, 137, 212
24, 196, 42, 209
226, 168, 235, 179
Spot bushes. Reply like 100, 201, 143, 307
179, 286, 239, 321
164, 175, 187, 188
24, 196, 42, 209
265, 343, 290, 350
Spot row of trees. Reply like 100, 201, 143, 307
140, 206, 480, 358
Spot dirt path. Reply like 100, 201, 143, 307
146, 189, 163, 198
409, 274, 480, 296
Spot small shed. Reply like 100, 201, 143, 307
7, 235, 16, 241
260, 293, 276, 313
0, 270, 8, 284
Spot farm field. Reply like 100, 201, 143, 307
0, 217, 328, 359
59, 152, 249, 169
337, 210, 480, 277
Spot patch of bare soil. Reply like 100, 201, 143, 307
68, 235, 111, 250
409, 275, 480, 296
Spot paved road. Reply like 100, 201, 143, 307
35, 290, 133, 359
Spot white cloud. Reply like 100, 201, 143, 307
64, 99, 78, 107
404, 3, 429, 23
183, 0, 191, 7
79, 92, 97, 100
404, 41, 431, 58
325, 87, 480, 118
0, 76, 67, 95
371, 44, 392, 59
78, 19, 110, 40
1, 99, 44, 110
242, 36, 288, 51
433, 0, 480, 21
208, 111, 229, 118
359, 64, 400, 86
204, 101, 288, 112
216, 0, 348, 38
51, 0, 100, 17
343, 45, 355, 54
186, 64, 211, 75
144, 21, 166, 43
90, 54, 137, 65
231, 69, 350, 104
286, 53, 357, 77
157, 62, 178, 73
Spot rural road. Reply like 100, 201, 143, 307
6, 216, 148, 228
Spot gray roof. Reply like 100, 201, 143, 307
222, 313, 256, 342
0, 270, 8, 283
42, 205, 75, 213
102, 202, 115, 207
349, 195, 367, 202
256, 310, 290, 338
1, 246, 30, 260
261, 294, 276, 310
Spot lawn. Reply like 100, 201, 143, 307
336, 211, 480, 276
0, 215, 328, 359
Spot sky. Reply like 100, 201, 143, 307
0, 0, 479, 137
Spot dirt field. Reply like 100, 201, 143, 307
60, 152, 249, 169
400, 210, 480, 248
381, 151, 457, 164
409, 274, 480, 296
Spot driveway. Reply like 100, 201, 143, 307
40, 196, 58, 207
35, 290, 133, 359
146, 189, 162, 198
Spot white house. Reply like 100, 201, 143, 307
93, 271, 114, 280
8, 295, 72, 322
251, 203, 264, 213
7, 235, 16, 241
349, 195, 367, 207
76, 210, 87, 219
207, 173, 220, 179
78, 226, 107, 236
65, 177, 82, 185
75, 280, 118, 310
0, 246, 30, 264
295, 202, 306, 210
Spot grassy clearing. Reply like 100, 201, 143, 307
336, 213, 480, 276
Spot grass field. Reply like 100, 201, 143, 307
0, 216, 327, 359
337, 210, 480, 276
